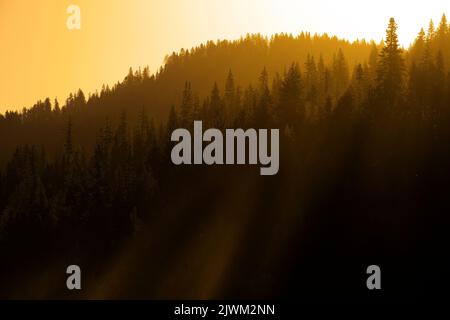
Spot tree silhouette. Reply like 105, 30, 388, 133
376, 17, 405, 108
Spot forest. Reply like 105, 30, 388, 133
0, 16, 450, 298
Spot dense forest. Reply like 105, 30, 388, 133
1, 16, 450, 298
0, 32, 375, 166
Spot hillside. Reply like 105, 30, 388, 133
1, 16, 450, 298
0, 33, 375, 165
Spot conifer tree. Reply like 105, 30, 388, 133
209, 82, 224, 128
54, 98, 61, 114
332, 49, 349, 101
278, 63, 303, 126
427, 20, 435, 42
410, 29, 426, 65
224, 69, 236, 113
254, 68, 271, 126
376, 18, 405, 107
167, 105, 179, 135
180, 82, 193, 127
436, 14, 448, 41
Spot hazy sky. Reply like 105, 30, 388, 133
1, 0, 449, 112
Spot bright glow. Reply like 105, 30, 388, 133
1, 0, 449, 112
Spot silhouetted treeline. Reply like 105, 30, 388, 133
0, 32, 375, 166
1, 16, 450, 298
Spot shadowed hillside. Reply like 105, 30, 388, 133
1, 16, 450, 298
0, 33, 375, 166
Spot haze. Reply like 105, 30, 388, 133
1, 0, 449, 112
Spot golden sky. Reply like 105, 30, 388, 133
1, 0, 449, 113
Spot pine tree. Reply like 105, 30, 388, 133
427, 20, 435, 42
305, 54, 318, 91
180, 81, 193, 127
410, 28, 426, 65
224, 69, 236, 123
209, 83, 224, 128
422, 28, 434, 70
376, 18, 405, 107
64, 116, 74, 160
332, 49, 349, 101
116, 112, 129, 151
124, 67, 135, 85
437, 14, 448, 41
133, 107, 149, 173
368, 43, 379, 76
278, 63, 303, 126
317, 55, 326, 98
241, 85, 256, 126
192, 95, 201, 121
433, 51, 446, 112
54, 98, 61, 114
142, 66, 151, 81
254, 68, 271, 126
436, 14, 450, 68
167, 105, 179, 135
350, 63, 366, 108
75, 89, 86, 107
